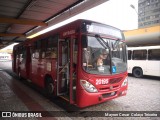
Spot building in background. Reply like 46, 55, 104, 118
138, 0, 160, 28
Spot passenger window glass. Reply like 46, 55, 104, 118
148, 49, 160, 60
133, 50, 147, 60
41, 39, 46, 59
128, 50, 132, 60
18, 46, 26, 62
33, 41, 40, 59
45, 35, 58, 58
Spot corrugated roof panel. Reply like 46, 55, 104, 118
1, 36, 16, 40
0, 12, 18, 18
25, 6, 59, 14
9, 24, 33, 33
10, 0, 28, 4
21, 11, 52, 20
20, 0, 80, 21
36, 1, 66, 8
0, 6, 20, 13
0, 23, 9, 27
0, 0, 26, 9
0, 23, 9, 33
0, 0, 29, 18
48, 0, 79, 5
29, 5, 64, 14
0, 7, 20, 17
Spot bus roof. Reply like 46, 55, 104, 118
14, 19, 124, 49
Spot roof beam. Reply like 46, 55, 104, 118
0, 17, 48, 26
0, 33, 25, 37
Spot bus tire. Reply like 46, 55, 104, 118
133, 68, 143, 78
45, 77, 55, 98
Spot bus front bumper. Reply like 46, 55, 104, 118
77, 86, 128, 108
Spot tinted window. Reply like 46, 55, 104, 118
33, 41, 40, 59
148, 49, 160, 60
133, 50, 147, 60
47, 36, 58, 49
128, 50, 132, 60
45, 35, 58, 58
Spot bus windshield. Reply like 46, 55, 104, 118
82, 35, 127, 75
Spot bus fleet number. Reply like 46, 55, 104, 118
96, 79, 109, 85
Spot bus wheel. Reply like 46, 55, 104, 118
45, 78, 54, 97
133, 68, 143, 78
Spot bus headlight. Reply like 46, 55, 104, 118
121, 77, 128, 87
80, 80, 98, 93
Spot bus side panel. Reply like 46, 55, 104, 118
127, 60, 132, 73
43, 59, 57, 88
146, 60, 160, 76
40, 59, 57, 88
35, 58, 45, 87
29, 58, 57, 88
128, 60, 147, 74
19, 59, 27, 78
30, 58, 38, 83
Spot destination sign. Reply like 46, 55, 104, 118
86, 23, 124, 39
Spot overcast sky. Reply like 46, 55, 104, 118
1, 0, 138, 50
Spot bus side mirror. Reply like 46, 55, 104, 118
81, 35, 88, 48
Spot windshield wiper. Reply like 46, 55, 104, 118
95, 34, 110, 50
95, 34, 113, 74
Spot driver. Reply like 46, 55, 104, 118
96, 49, 108, 66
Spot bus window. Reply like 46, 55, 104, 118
18, 46, 26, 63
33, 41, 40, 59
133, 50, 147, 60
41, 39, 46, 59
45, 35, 58, 58
128, 50, 132, 60
148, 49, 160, 60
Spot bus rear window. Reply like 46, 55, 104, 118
132, 50, 147, 60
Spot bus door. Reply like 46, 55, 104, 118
57, 37, 76, 104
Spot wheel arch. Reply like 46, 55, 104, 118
132, 66, 143, 74
44, 74, 57, 97
44, 74, 54, 86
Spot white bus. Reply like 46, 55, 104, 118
127, 46, 160, 77
0, 53, 12, 61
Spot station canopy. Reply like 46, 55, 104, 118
0, 0, 108, 49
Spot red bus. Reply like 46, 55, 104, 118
12, 19, 128, 108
